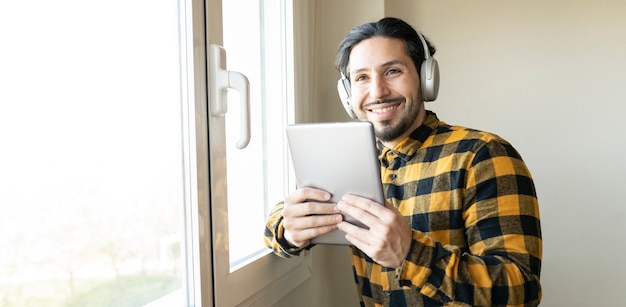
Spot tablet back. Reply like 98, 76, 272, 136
286, 121, 384, 245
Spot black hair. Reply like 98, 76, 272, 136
335, 17, 436, 79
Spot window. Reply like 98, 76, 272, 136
0, 1, 188, 305
206, 0, 311, 306
221, 0, 293, 272
0, 0, 307, 305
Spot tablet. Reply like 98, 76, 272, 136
286, 121, 385, 245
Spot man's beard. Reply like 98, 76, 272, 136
372, 98, 422, 142
374, 117, 413, 142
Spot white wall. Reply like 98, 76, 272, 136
388, 1, 626, 305
306, 0, 626, 306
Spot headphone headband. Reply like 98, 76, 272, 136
416, 30, 431, 61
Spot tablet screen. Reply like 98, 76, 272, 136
286, 121, 384, 245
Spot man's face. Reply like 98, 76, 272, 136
348, 36, 425, 146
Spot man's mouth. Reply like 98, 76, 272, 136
369, 105, 399, 113
364, 97, 404, 115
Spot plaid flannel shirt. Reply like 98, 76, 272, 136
265, 111, 542, 306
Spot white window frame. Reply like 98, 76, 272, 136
183, 0, 313, 306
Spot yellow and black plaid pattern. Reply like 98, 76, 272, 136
264, 111, 541, 307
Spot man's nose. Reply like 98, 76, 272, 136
369, 75, 390, 100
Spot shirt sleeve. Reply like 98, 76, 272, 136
264, 202, 306, 258
397, 138, 542, 306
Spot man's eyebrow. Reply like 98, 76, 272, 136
349, 60, 408, 76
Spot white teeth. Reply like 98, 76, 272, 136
370, 106, 396, 113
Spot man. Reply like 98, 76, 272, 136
265, 17, 542, 306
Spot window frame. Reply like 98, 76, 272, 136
186, 0, 313, 306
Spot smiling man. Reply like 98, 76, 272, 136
265, 17, 542, 307
347, 36, 425, 148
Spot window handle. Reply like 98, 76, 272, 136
208, 44, 251, 149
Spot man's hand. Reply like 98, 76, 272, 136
282, 187, 343, 248
337, 194, 412, 268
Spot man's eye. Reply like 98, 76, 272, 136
386, 69, 401, 75
354, 75, 367, 82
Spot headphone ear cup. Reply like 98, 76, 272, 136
337, 78, 358, 119
420, 57, 440, 102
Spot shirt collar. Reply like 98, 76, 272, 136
377, 110, 440, 161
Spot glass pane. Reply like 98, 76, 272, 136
222, 0, 290, 271
0, 1, 187, 306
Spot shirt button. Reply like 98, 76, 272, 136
385, 290, 392, 296
390, 174, 397, 179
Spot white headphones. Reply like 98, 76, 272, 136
337, 30, 440, 119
